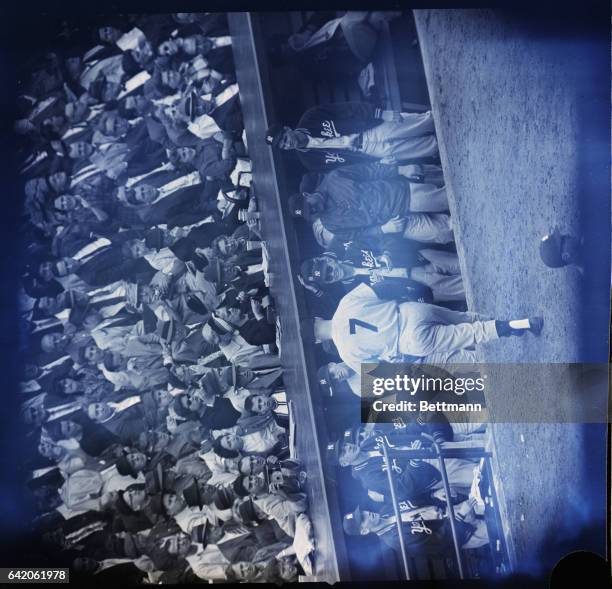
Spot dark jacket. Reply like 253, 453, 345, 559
315, 163, 411, 237
294, 102, 386, 171
350, 436, 441, 505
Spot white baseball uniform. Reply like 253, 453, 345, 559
332, 283, 498, 373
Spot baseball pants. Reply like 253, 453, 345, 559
399, 163, 445, 187
403, 213, 454, 244
361, 112, 438, 160
420, 349, 478, 363
426, 457, 479, 491
398, 303, 499, 357
408, 182, 448, 213
410, 249, 464, 302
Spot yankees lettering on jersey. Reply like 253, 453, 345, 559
332, 283, 402, 372
360, 249, 378, 269
325, 152, 346, 164
320, 119, 340, 138
409, 520, 433, 535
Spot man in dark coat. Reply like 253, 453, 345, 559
288, 162, 448, 241
329, 427, 441, 506
342, 501, 481, 557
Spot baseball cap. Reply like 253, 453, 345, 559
539, 228, 564, 268
265, 124, 284, 147
300, 257, 327, 287
326, 428, 355, 465
317, 364, 334, 398
343, 505, 362, 536
287, 193, 308, 219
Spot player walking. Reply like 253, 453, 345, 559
313, 283, 543, 372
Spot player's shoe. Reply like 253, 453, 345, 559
526, 316, 544, 335
496, 317, 544, 337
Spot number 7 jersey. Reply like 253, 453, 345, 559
331, 283, 403, 374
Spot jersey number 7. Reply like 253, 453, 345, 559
349, 318, 378, 334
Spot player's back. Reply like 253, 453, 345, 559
331, 283, 402, 373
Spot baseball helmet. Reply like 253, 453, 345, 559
539, 228, 565, 268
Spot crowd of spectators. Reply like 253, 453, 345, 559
16, 12, 314, 584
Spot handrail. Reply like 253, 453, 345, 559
377, 437, 411, 579
376, 435, 490, 579
431, 440, 465, 579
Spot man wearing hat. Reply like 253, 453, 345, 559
179, 78, 243, 136
342, 496, 487, 557
314, 281, 543, 373
182, 477, 217, 511
300, 234, 465, 304
539, 226, 583, 269
317, 362, 360, 398
115, 168, 220, 229
328, 427, 442, 506
176, 481, 225, 534
201, 313, 275, 369
265, 101, 437, 172
288, 164, 451, 246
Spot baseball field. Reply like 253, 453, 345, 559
415, 8, 609, 579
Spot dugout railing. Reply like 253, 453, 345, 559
377, 434, 512, 580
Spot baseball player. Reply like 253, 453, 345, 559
313, 282, 543, 373
328, 427, 442, 506
265, 102, 437, 171
299, 245, 464, 304
342, 496, 489, 555
288, 162, 455, 245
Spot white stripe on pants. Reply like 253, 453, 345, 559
403, 213, 454, 244
398, 303, 499, 357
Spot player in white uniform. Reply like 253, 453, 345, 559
314, 283, 542, 373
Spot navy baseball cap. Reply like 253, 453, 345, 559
539, 228, 564, 268
287, 193, 308, 219
326, 428, 355, 465
265, 124, 284, 147
317, 364, 334, 398
301, 257, 328, 286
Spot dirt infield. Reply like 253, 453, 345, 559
415, 8, 608, 579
